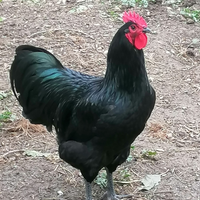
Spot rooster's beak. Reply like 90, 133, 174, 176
143, 27, 151, 33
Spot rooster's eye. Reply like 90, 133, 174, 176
131, 25, 135, 30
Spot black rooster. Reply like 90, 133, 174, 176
10, 11, 156, 200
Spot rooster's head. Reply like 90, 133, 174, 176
123, 11, 151, 50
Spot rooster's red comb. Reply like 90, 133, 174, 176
123, 11, 147, 27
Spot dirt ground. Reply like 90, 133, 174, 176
0, 0, 200, 199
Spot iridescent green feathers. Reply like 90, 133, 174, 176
10, 45, 84, 132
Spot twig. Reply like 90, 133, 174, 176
28, 30, 48, 38
183, 125, 199, 135
174, 147, 199, 151
160, 169, 170, 176
56, 170, 66, 175
114, 180, 140, 184
196, 121, 199, 137
130, 169, 141, 178
59, 164, 74, 177
0, 150, 24, 158
53, 164, 59, 172
172, 169, 187, 184
155, 190, 173, 193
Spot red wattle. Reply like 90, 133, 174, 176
134, 33, 147, 50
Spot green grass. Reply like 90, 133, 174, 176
126, 155, 133, 162
120, 168, 131, 180
115, 0, 153, 8
0, 91, 11, 100
0, 111, 12, 122
126, 145, 135, 162
94, 171, 107, 188
95, 146, 135, 187
108, 10, 118, 19
181, 8, 200, 22
0, 111, 12, 127
141, 150, 157, 160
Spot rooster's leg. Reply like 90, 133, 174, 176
101, 168, 132, 200
85, 179, 93, 200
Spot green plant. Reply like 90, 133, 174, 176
130, 145, 135, 150
120, 168, 131, 180
0, 91, 11, 100
109, 10, 118, 19
0, 111, 12, 122
126, 145, 135, 162
181, 8, 200, 22
115, 0, 150, 8
117, 0, 136, 6
141, 150, 157, 160
136, 0, 149, 7
94, 171, 107, 188
126, 155, 133, 162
